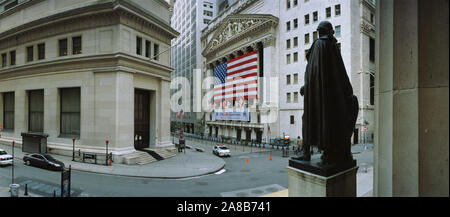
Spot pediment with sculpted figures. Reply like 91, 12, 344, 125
203, 14, 278, 57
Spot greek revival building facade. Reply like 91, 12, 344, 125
201, 0, 376, 143
0, 0, 178, 163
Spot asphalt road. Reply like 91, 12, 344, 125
0, 150, 290, 197
0, 142, 372, 197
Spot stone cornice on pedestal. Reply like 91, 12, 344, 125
202, 14, 279, 58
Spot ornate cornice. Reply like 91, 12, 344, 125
360, 19, 375, 38
0, 0, 178, 49
202, 14, 278, 58
201, 0, 259, 39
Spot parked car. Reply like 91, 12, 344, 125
213, 145, 230, 157
23, 153, 65, 171
0, 149, 13, 166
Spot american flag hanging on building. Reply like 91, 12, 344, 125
213, 51, 259, 102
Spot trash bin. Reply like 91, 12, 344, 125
9, 184, 20, 197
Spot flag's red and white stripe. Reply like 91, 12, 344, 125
214, 51, 258, 102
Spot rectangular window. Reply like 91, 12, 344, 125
370, 38, 375, 62
1, 53, 6, 67
335, 4, 341, 16
4, 0, 18, 10
294, 0, 298, 6
38, 43, 45, 60
286, 54, 291, 64
10, 50, 15, 65
3, 92, 14, 130
28, 90, 44, 133
326, 7, 331, 18
286, 21, 291, 31
26, 46, 34, 62
293, 37, 298, 47
293, 18, 298, 29
286, 74, 291, 85
136, 36, 142, 55
313, 31, 318, 40
304, 14, 309, 25
60, 88, 81, 137
335, 25, 341, 37
294, 92, 299, 103
286, 39, 291, 49
313, 11, 318, 22
294, 73, 298, 84
72, 36, 82, 55
145, 40, 151, 58
59, 39, 68, 56
290, 115, 295, 124
286, 0, 290, 9
286, 93, 291, 103
370, 13, 374, 24
294, 52, 298, 62
305, 33, 310, 44
153, 43, 160, 60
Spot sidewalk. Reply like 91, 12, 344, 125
0, 143, 225, 179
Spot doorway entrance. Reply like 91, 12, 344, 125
256, 130, 262, 143
237, 129, 242, 141
134, 89, 150, 150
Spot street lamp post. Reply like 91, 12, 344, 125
12, 140, 14, 184
105, 139, 109, 166
357, 70, 375, 145
72, 137, 76, 161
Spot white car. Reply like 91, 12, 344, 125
213, 145, 230, 157
0, 149, 13, 166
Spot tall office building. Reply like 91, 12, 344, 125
201, 0, 375, 144
170, 0, 217, 133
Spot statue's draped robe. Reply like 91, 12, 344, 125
303, 35, 358, 162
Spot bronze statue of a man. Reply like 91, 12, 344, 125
296, 21, 359, 166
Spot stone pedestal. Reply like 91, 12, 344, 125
288, 159, 358, 197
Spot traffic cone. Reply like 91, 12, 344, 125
269, 154, 272, 161
246, 157, 248, 164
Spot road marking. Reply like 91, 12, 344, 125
215, 169, 226, 175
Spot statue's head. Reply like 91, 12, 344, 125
317, 21, 335, 37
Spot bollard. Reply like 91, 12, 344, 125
24, 184, 28, 196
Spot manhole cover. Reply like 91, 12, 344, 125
251, 190, 264, 194
196, 181, 208, 186
265, 187, 278, 193
236, 192, 249, 197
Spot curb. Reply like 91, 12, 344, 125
68, 163, 226, 179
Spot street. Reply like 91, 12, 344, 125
0, 139, 373, 197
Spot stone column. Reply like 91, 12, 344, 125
43, 88, 59, 138
158, 79, 172, 147
375, 0, 449, 196
14, 90, 27, 138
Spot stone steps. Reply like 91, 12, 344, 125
122, 151, 157, 165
